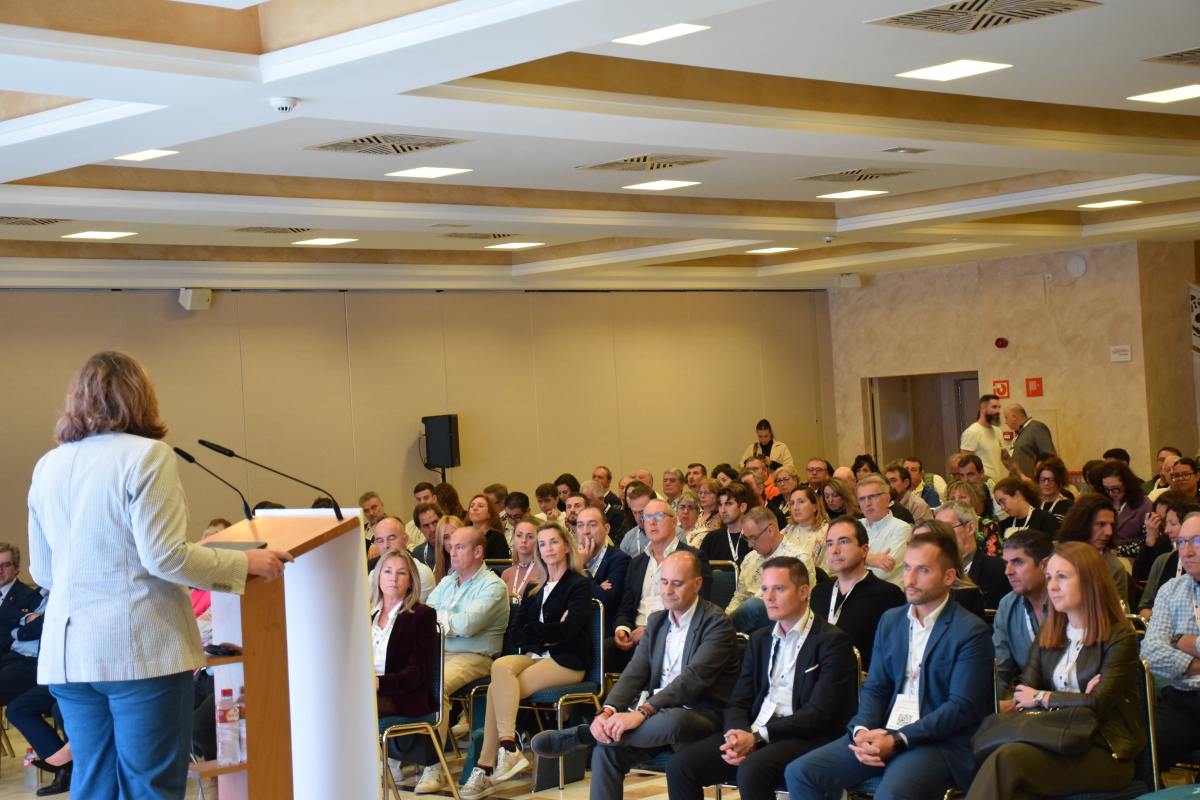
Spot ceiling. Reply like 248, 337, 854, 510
0, 0, 1198, 291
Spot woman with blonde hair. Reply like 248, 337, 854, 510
461, 523, 593, 799
821, 477, 860, 520
965, 542, 1141, 800
782, 486, 830, 570
676, 489, 709, 548
944, 479, 1002, 557
432, 515, 464, 583
27, 351, 291, 798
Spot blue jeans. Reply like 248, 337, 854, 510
51, 671, 193, 800
731, 598, 771, 634
785, 734, 958, 800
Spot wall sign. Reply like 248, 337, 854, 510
1025, 377, 1043, 397
1110, 345, 1132, 363
992, 379, 1010, 398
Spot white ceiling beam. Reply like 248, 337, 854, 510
510, 238, 765, 276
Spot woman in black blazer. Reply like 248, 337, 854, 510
462, 522, 593, 799
965, 542, 1143, 800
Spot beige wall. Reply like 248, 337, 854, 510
828, 241, 1174, 477
2, 289, 834, 577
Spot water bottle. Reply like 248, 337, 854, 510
216, 688, 241, 766
23, 747, 37, 788
236, 686, 247, 761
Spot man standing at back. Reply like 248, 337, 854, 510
1003, 404, 1055, 478
960, 395, 1005, 482
785, 529, 994, 800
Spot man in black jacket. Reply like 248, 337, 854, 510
666, 556, 857, 800
532, 551, 738, 800
576, 507, 630, 634
808, 518, 905, 669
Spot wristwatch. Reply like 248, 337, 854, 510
1034, 691, 1046, 708
637, 703, 656, 719
887, 731, 907, 753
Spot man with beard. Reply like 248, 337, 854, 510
959, 394, 1005, 482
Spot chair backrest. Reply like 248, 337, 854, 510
486, 559, 509, 578
709, 560, 738, 609
586, 598, 604, 686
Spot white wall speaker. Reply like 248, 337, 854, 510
178, 288, 212, 311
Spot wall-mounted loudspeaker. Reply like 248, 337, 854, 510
178, 288, 212, 311
422, 414, 460, 469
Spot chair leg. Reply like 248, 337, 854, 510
424, 723, 461, 800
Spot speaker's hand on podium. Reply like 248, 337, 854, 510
245, 549, 294, 581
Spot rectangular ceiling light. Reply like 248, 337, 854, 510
485, 241, 545, 250
817, 189, 888, 199
746, 247, 799, 254
1126, 84, 1200, 104
61, 230, 138, 240
1077, 199, 1142, 209
896, 59, 1012, 81
113, 149, 179, 162
612, 23, 710, 46
384, 167, 473, 178
293, 237, 358, 245
622, 180, 700, 191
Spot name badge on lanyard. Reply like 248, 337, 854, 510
886, 694, 920, 730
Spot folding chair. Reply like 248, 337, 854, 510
380, 623, 460, 800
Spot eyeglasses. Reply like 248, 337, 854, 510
1037, 476, 1057, 483
676, 504, 698, 512
1173, 535, 1200, 551
857, 492, 887, 504
1103, 486, 1123, 496
643, 512, 673, 524
805, 467, 827, 474
1170, 472, 1196, 481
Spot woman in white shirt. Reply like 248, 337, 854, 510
462, 523, 593, 799
27, 351, 290, 799
782, 486, 830, 571
965, 542, 1142, 800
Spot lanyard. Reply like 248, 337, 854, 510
728, 530, 746, 561
829, 574, 866, 624
512, 562, 535, 598
767, 610, 812, 685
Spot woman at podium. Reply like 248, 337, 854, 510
27, 351, 292, 799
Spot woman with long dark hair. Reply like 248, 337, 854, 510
1057, 494, 1129, 607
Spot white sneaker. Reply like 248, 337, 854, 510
492, 747, 531, 783
458, 766, 495, 800
414, 764, 446, 794
397, 761, 420, 788
451, 718, 471, 739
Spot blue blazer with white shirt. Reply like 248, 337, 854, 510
850, 596, 994, 789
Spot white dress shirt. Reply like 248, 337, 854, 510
752, 608, 815, 740
866, 514, 912, 587
728, 537, 808, 613
371, 602, 403, 676
1052, 624, 1085, 692
901, 593, 951, 698
635, 540, 680, 627
655, 596, 700, 694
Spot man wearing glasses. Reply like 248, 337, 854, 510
1141, 513, 1200, 771
1169, 457, 1200, 503
857, 476, 912, 588
0, 544, 42, 657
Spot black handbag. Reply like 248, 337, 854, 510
972, 706, 1099, 763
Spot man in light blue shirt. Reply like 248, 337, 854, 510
993, 530, 1052, 710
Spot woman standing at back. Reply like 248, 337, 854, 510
27, 351, 291, 799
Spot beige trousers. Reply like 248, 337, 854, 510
479, 654, 584, 767
439, 652, 493, 742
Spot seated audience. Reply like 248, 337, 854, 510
1103, 447, 1132, 465
685, 463, 707, 492
555, 473, 582, 511
992, 529, 1053, 706
944, 479, 1001, 557
462, 524, 594, 799
1138, 492, 1200, 617
372, 548, 441, 793
772, 467, 801, 523
632, 469, 660, 500
994, 477, 1060, 539
500, 518, 541, 601
609, 500, 710, 672
662, 469, 685, 509
804, 458, 833, 494
580, 480, 624, 536
1097, 461, 1151, 557
742, 419, 794, 471
884, 462, 932, 523
435, 482, 467, 519
503, 491, 532, 541
781, 486, 829, 571
701, 482, 756, 565
426, 526, 511, 742
809, 517, 905, 670
1033, 456, 1075, 519
821, 477, 859, 520
857, 474, 912, 587
675, 490, 707, 548
901, 459, 944, 509
1140, 512, 1200, 772
483, 483, 510, 539
592, 464, 621, 509
695, 479, 722, 533
833, 466, 857, 489
666, 556, 858, 800
360, 490, 387, 536
1145, 447, 1182, 497
563, 492, 589, 534
1168, 456, 1200, 503
727, 508, 808, 633
955, 453, 1001, 520
745, 457, 781, 505
1057, 494, 1129, 606
370, 517, 434, 601
935, 501, 1010, 610
851, 454, 880, 480
0, 544, 45, 658
712, 463, 740, 487
618, 482, 656, 557
412, 506, 451, 578
8, 685, 70, 795
406, 482, 438, 547
912, 519, 988, 620
466, 494, 511, 560
531, 551, 739, 800
739, 468, 772, 518
576, 507, 629, 633
965, 542, 1143, 800
785, 528, 994, 800
534, 482, 566, 527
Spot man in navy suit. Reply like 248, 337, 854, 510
667, 556, 857, 800
0, 544, 43, 655
577, 507, 630, 634
784, 529, 994, 800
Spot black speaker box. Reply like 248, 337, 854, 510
422, 414, 460, 468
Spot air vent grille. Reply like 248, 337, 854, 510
0, 216, 69, 226
870, 0, 1100, 34
442, 233, 518, 240
306, 133, 466, 156
234, 227, 313, 234
578, 154, 718, 172
797, 168, 919, 183
1145, 47, 1200, 67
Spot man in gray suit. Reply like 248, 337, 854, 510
1003, 404, 1056, 478
531, 550, 738, 800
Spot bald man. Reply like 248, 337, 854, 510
370, 517, 434, 602
1003, 404, 1056, 478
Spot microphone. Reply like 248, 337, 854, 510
197, 439, 343, 520
173, 447, 254, 522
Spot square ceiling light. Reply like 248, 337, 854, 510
385, 167, 473, 178
897, 59, 1011, 81
622, 180, 700, 191
61, 231, 138, 240
612, 24, 709, 46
